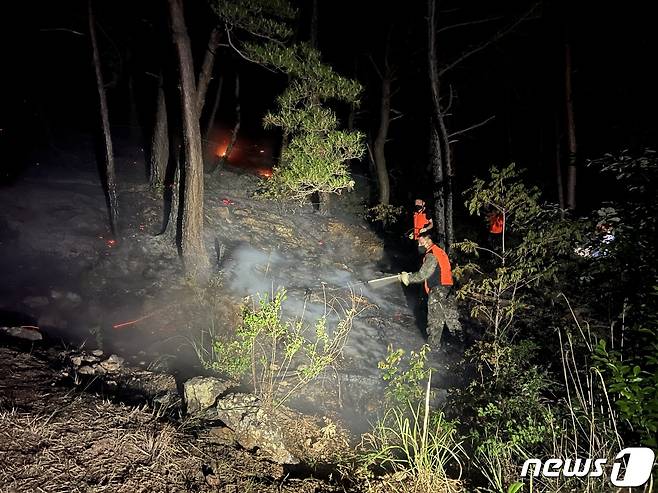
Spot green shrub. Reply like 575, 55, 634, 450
194, 288, 359, 410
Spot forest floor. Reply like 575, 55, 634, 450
0, 135, 468, 491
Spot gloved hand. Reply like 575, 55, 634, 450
407, 232, 414, 240
419, 228, 426, 234
399, 272, 410, 286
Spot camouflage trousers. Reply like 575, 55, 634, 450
427, 286, 462, 347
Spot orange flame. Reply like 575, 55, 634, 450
216, 143, 228, 157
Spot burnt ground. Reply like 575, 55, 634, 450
0, 135, 468, 491
0, 342, 353, 493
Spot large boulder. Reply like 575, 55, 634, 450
183, 376, 236, 414
210, 393, 350, 465
214, 393, 298, 465
0, 326, 43, 341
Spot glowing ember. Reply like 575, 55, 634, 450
112, 309, 162, 329
216, 143, 228, 157
106, 239, 117, 247
257, 168, 273, 178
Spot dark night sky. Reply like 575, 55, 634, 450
3, 0, 656, 211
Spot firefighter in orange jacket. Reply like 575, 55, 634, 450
487, 210, 504, 252
398, 233, 462, 347
409, 199, 434, 240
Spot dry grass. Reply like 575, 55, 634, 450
0, 345, 347, 493
0, 398, 202, 492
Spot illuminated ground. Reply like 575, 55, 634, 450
0, 136, 462, 431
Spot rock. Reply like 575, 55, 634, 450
184, 376, 236, 414
23, 296, 50, 308
92, 349, 104, 357
122, 370, 179, 408
100, 354, 124, 372
0, 326, 42, 341
77, 365, 95, 375
71, 355, 83, 366
207, 426, 237, 446
82, 354, 100, 363
214, 393, 299, 465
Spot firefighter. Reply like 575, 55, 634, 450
409, 199, 434, 240
398, 233, 462, 348
487, 210, 504, 252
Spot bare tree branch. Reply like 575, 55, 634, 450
439, 2, 540, 77
39, 28, 85, 36
436, 16, 503, 34
448, 115, 496, 140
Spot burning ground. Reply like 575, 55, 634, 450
0, 139, 463, 490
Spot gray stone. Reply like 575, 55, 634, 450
77, 365, 95, 375
100, 354, 124, 372
0, 326, 43, 341
92, 349, 104, 357
214, 393, 298, 465
71, 355, 83, 366
184, 376, 236, 414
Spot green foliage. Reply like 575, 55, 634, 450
247, 42, 365, 200
365, 204, 404, 227
211, 1, 365, 201
454, 164, 581, 340
196, 288, 357, 409
456, 339, 556, 492
378, 344, 432, 408
359, 374, 466, 493
594, 335, 658, 446
582, 150, 658, 448
211, 0, 296, 40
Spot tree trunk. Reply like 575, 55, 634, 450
310, 0, 319, 48
429, 124, 446, 244
168, 0, 209, 278
127, 73, 140, 143
554, 110, 565, 209
89, 0, 119, 235
437, 109, 454, 249
319, 192, 331, 215
150, 81, 169, 186
204, 75, 223, 169
373, 74, 391, 205
427, 0, 446, 247
224, 73, 241, 163
564, 42, 577, 210
196, 28, 221, 116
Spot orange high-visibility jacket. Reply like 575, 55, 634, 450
413, 210, 431, 240
489, 213, 504, 234
424, 244, 453, 294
